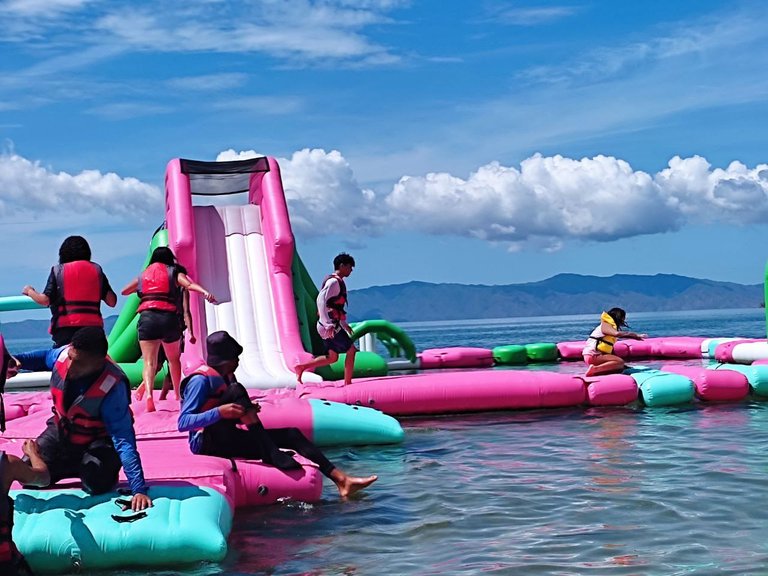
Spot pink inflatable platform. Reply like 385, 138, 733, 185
418, 347, 494, 369
0, 392, 323, 506
558, 337, 707, 361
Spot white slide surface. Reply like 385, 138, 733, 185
192, 204, 314, 387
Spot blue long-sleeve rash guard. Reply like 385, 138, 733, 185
178, 374, 223, 454
26, 346, 149, 495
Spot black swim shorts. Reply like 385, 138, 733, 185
138, 310, 182, 343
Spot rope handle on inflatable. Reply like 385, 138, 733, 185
111, 511, 148, 523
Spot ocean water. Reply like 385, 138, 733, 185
6, 308, 768, 575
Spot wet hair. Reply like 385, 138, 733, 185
606, 307, 628, 328
58, 236, 92, 264
70, 327, 109, 358
333, 253, 355, 270
149, 246, 177, 267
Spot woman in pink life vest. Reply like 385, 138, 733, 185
122, 247, 216, 412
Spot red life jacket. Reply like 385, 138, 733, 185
180, 366, 229, 432
321, 273, 347, 323
53, 261, 104, 329
50, 348, 128, 446
137, 263, 178, 313
0, 452, 26, 571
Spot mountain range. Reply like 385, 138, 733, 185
0, 274, 762, 338
347, 273, 764, 322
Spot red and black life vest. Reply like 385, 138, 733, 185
0, 452, 29, 574
180, 366, 229, 429
321, 274, 347, 322
137, 263, 178, 313
53, 261, 104, 329
50, 348, 128, 446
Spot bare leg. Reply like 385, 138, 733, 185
343, 346, 357, 386
329, 468, 378, 498
158, 373, 172, 401
585, 354, 625, 377
162, 339, 182, 401
295, 350, 339, 383
139, 340, 162, 412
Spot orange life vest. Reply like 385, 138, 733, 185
137, 263, 178, 313
180, 366, 229, 431
53, 261, 104, 329
50, 348, 128, 446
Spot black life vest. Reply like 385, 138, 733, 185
49, 349, 129, 446
53, 261, 104, 329
137, 263, 178, 313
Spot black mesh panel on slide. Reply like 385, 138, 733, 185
180, 157, 270, 196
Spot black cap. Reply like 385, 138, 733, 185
206, 331, 243, 366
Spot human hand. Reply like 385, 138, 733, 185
21, 285, 35, 297
188, 333, 197, 344
319, 324, 336, 339
218, 403, 245, 419
126, 493, 152, 512
6, 356, 20, 379
203, 291, 217, 303
22, 439, 41, 459
636, 333, 648, 340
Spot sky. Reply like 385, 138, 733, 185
1, 0, 768, 322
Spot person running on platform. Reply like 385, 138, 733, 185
582, 308, 646, 377
178, 331, 377, 498
295, 253, 357, 386
122, 247, 215, 412
22, 236, 117, 348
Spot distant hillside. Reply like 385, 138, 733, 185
0, 274, 762, 336
347, 273, 764, 322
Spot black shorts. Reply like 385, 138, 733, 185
323, 330, 355, 354
138, 310, 182, 343
51, 326, 87, 348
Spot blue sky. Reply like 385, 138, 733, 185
1, 0, 768, 318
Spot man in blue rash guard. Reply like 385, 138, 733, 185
178, 331, 377, 499
15, 328, 152, 512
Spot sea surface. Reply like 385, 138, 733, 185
6, 308, 768, 575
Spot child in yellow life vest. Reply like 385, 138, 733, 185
582, 308, 646, 377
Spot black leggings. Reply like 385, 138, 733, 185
35, 420, 121, 495
200, 384, 336, 478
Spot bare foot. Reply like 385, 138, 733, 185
146, 398, 156, 413
294, 364, 306, 384
173, 393, 180, 402
585, 365, 597, 378
337, 474, 378, 498
135, 385, 145, 401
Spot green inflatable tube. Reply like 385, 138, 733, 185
350, 319, 417, 363
525, 342, 558, 363
493, 344, 528, 365
315, 351, 388, 381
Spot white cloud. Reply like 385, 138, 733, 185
0, 152, 162, 223
167, 73, 249, 92
216, 148, 768, 250
86, 102, 172, 119
493, 5, 578, 26
211, 96, 303, 114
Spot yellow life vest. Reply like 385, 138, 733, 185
594, 311, 618, 354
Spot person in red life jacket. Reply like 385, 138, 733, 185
158, 263, 196, 402
179, 331, 377, 499
295, 253, 358, 386
122, 247, 216, 412
22, 236, 117, 348
32, 327, 152, 512
0, 440, 50, 576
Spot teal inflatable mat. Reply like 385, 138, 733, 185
629, 369, 695, 407
13, 485, 232, 573
310, 398, 405, 445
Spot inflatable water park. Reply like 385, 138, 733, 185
2, 155, 768, 573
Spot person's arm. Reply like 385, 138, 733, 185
23, 268, 55, 307
11, 346, 64, 372
100, 272, 117, 307
2, 441, 50, 490
101, 382, 152, 510
316, 278, 340, 328
602, 321, 645, 340
177, 375, 225, 432
121, 278, 139, 296
176, 273, 216, 303
182, 289, 195, 343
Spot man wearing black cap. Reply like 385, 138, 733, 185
178, 331, 377, 498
